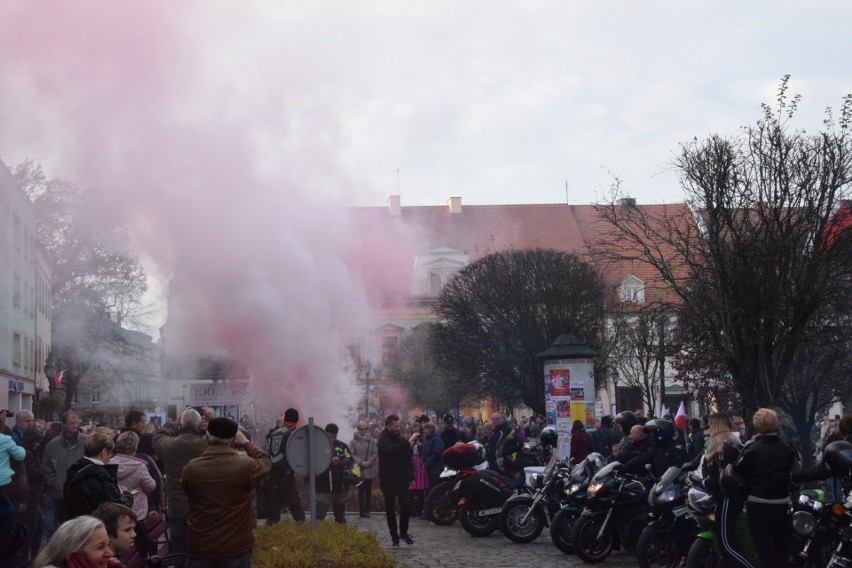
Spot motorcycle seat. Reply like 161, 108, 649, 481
495, 473, 526, 489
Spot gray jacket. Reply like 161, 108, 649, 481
42, 432, 87, 499
152, 424, 207, 519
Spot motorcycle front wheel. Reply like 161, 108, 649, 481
571, 514, 614, 563
685, 537, 720, 568
458, 503, 500, 537
500, 496, 546, 544
424, 481, 457, 526
549, 507, 579, 555
637, 523, 679, 568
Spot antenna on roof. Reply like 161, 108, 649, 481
397, 168, 400, 195
565, 180, 570, 204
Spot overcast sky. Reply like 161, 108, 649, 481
1, 1, 850, 209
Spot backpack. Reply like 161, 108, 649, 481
267, 426, 293, 475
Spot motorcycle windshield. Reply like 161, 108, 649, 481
591, 461, 621, 482
655, 466, 682, 493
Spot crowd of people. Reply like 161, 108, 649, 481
3, 403, 849, 568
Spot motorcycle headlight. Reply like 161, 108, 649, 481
565, 483, 581, 496
655, 487, 678, 504
588, 481, 605, 497
791, 511, 816, 536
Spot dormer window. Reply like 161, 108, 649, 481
620, 275, 645, 304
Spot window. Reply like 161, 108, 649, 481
13, 274, 21, 308
620, 275, 645, 304
381, 336, 399, 366
12, 333, 22, 367
626, 285, 642, 303
13, 216, 21, 251
91, 391, 101, 403
429, 273, 442, 295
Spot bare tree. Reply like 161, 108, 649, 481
609, 304, 678, 417
596, 77, 852, 426
15, 160, 152, 409
385, 324, 473, 416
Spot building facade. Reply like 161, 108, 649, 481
0, 159, 51, 426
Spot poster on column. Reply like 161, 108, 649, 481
543, 358, 596, 458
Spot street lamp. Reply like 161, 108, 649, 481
43, 353, 57, 387
40, 353, 58, 420
359, 360, 372, 420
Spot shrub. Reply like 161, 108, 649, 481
253, 521, 394, 568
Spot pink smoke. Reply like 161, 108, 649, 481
0, 3, 414, 427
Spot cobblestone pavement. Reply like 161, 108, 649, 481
341, 513, 641, 568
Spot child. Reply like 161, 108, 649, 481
93, 502, 138, 558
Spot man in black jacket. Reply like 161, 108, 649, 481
486, 412, 523, 475
64, 431, 129, 519
378, 414, 418, 547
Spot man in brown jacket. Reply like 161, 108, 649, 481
152, 408, 207, 560
182, 417, 271, 568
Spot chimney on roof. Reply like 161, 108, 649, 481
618, 197, 637, 208
387, 195, 401, 216
447, 196, 462, 214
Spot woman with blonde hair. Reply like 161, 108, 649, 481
350, 420, 378, 517
34, 515, 115, 568
701, 412, 749, 567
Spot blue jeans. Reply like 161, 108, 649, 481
185, 552, 251, 568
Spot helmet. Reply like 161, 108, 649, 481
644, 419, 675, 445
824, 441, 852, 479
540, 427, 559, 448
686, 486, 716, 517
615, 411, 638, 432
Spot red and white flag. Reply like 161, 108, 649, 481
53, 369, 68, 387
674, 401, 687, 430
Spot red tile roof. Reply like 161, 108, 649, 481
346, 200, 692, 309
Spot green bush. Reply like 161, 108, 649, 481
254, 521, 395, 568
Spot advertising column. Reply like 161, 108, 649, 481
536, 332, 597, 459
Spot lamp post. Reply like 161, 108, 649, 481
359, 360, 372, 421
41, 353, 57, 420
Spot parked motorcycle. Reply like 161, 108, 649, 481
549, 453, 606, 554
499, 453, 574, 543
424, 442, 488, 526
457, 468, 531, 537
789, 488, 835, 568
570, 461, 652, 563
684, 483, 759, 568
636, 464, 700, 568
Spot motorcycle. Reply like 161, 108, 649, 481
424, 442, 489, 526
684, 482, 759, 568
549, 453, 606, 554
499, 453, 574, 543
570, 461, 652, 563
790, 488, 836, 568
636, 464, 700, 568
454, 468, 530, 536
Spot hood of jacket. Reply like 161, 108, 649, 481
66, 458, 119, 486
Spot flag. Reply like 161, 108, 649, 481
53, 369, 68, 387
675, 401, 687, 431
661, 403, 670, 419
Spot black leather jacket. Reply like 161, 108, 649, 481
731, 433, 798, 503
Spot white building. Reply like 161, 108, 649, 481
0, 159, 51, 425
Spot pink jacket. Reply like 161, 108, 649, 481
111, 453, 156, 518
